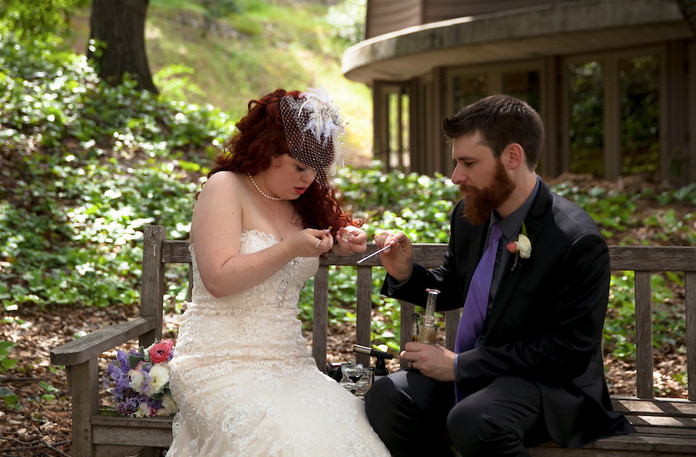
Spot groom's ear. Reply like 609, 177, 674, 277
502, 143, 525, 170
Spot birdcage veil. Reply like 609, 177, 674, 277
279, 87, 345, 186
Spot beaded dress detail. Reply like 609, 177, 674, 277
166, 230, 390, 456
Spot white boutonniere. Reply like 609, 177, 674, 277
507, 223, 531, 271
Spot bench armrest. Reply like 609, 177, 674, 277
50, 316, 157, 366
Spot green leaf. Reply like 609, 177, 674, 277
0, 387, 18, 406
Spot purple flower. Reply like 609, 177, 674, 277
140, 368, 154, 394
145, 396, 163, 410
116, 350, 130, 371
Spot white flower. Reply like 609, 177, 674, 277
128, 369, 146, 394
516, 234, 532, 259
146, 364, 170, 396
159, 393, 179, 415
134, 402, 152, 418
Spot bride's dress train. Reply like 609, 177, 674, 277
166, 230, 390, 456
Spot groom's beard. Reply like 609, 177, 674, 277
460, 160, 515, 225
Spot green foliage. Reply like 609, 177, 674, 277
334, 164, 459, 242
198, 0, 242, 19
603, 271, 685, 362
568, 61, 604, 176
0, 341, 19, 408
38, 381, 59, 402
326, 0, 366, 44
552, 182, 696, 245
154, 65, 206, 102
553, 184, 636, 239
0, 0, 88, 42
620, 55, 660, 176
0, 340, 18, 372
0, 386, 19, 410
0, 34, 233, 311
196, 0, 243, 37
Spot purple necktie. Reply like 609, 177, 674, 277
455, 223, 502, 354
454, 224, 502, 402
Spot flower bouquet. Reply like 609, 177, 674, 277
101, 339, 179, 417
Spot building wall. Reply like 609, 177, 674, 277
365, 0, 422, 39
357, 0, 695, 185
367, 0, 579, 38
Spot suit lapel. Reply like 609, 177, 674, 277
484, 182, 550, 332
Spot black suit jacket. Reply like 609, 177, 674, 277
383, 180, 635, 448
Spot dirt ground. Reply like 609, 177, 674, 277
1, 175, 694, 456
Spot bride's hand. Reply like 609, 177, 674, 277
287, 228, 333, 257
333, 226, 367, 255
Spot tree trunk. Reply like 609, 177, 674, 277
88, 0, 158, 93
678, 0, 696, 36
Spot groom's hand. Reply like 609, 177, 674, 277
374, 231, 413, 282
401, 342, 456, 382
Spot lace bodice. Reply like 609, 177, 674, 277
174, 230, 319, 365
190, 229, 319, 307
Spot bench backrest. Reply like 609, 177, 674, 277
142, 226, 696, 401
608, 246, 696, 400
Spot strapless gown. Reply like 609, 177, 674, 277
166, 230, 390, 456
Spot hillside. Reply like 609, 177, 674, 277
63, 0, 373, 166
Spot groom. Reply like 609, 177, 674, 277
365, 94, 635, 456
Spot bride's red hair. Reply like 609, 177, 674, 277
206, 88, 359, 234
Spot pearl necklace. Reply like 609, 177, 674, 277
248, 174, 282, 201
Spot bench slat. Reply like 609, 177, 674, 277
162, 240, 192, 263
321, 244, 448, 268
92, 416, 173, 448
140, 226, 166, 348
631, 426, 696, 436
312, 265, 329, 371
70, 359, 99, 456
687, 271, 696, 401
530, 432, 696, 455
399, 300, 416, 369
608, 246, 696, 271
92, 415, 174, 428
612, 397, 696, 416
355, 266, 373, 367
50, 317, 156, 366
635, 271, 654, 399
627, 415, 696, 428
94, 445, 146, 457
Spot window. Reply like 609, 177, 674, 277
447, 63, 543, 117
566, 50, 662, 180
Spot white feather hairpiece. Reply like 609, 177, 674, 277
297, 87, 345, 146
279, 87, 345, 185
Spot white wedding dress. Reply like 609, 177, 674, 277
166, 230, 390, 457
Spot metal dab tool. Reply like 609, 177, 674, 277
357, 236, 404, 264
315, 226, 334, 248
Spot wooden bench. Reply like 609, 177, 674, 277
50, 225, 696, 457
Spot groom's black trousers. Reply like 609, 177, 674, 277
364, 370, 550, 457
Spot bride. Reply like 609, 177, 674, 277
165, 88, 391, 456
